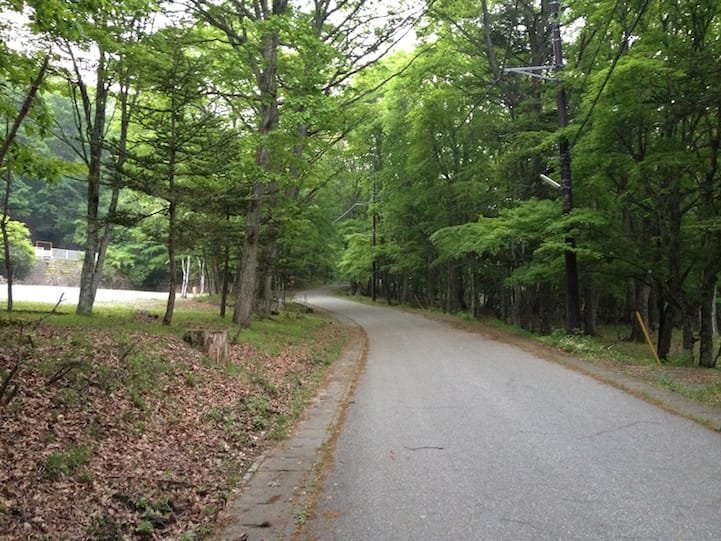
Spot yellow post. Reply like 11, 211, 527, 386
635, 311, 662, 365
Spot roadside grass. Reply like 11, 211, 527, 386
230, 313, 328, 356
473, 318, 721, 410
0, 297, 348, 540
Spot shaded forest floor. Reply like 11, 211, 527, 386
0, 300, 347, 540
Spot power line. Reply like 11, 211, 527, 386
571, 0, 652, 146
578, 0, 622, 85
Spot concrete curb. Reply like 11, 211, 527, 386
214, 322, 367, 541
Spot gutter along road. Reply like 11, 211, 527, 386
299, 291, 721, 541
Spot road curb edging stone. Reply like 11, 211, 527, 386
214, 320, 366, 541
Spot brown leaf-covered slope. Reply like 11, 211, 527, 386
0, 314, 345, 540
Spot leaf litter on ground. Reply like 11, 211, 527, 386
0, 306, 346, 540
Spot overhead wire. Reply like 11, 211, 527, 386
577, 0, 622, 88
570, 0, 653, 146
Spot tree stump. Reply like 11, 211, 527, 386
184, 329, 229, 363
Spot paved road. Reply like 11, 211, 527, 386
300, 292, 721, 541
0, 284, 167, 307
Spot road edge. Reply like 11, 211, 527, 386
416, 310, 721, 432
214, 316, 368, 541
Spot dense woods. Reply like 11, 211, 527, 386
1, 0, 721, 366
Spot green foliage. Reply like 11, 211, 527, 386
87, 513, 125, 541
0, 219, 35, 278
44, 444, 93, 479
431, 199, 575, 287
337, 233, 373, 283
3, 0, 721, 352
105, 218, 168, 289
134, 496, 173, 534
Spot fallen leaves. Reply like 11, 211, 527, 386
0, 313, 346, 540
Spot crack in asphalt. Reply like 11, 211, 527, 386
403, 445, 445, 451
584, 420, 661, 439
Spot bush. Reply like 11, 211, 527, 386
0, 219, 36, 280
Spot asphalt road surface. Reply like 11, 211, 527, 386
300, 292, 721, 541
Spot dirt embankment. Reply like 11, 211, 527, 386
0, 314, 346, 540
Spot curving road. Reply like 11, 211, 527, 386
300, 292, 721, 541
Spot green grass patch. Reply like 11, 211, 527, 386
656, 374, 721, 408
231, 312, 327, 356
44, 444, 93, 480
539, 329, 631, 362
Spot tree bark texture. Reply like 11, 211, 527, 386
233, 14, 284, 328
700, 262, 720, 367
184, 329, 229, 363
77, 51, 109, 315
629, 281, 651, 342
164, 200, 178, 326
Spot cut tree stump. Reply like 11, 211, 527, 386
184, 329, 229, 363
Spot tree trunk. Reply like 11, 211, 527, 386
164, 199, 177, 326
383, 270, 392, 305
713, 286, 718, 337
163, 87, 179, 327
2, 171, 14, 313
77, 50, 110, 316
233, 181, 265, 327
629, 280, 651, 341
583, 286, 600, 336
180, 256, 190, 299
700, 268, 718, 368
0, 58, 49, 313
220, 244, 230, 318
198, 257, 206, 295
681, 302, 695, 361
657, 300, 674, 361
1, 218, 13, 313
232, 19, 282, 328
698, 280, 716, 368
648, 285, 659, 331
262, 269, 274, 314
261, 229, 279, 316
511, 283, 523, 327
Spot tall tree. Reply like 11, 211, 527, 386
196, 0, 429, 327
0, 52, 50, 310
194, 0, 290, 327
125, 25, 234, 324
24, 0, 156, 314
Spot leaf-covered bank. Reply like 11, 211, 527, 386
0, 302, 346, 540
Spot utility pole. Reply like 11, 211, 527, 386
371, 176, 378, 302
371, 129, 382, 302
550, 0, 582, 332
504, 0, 582, 332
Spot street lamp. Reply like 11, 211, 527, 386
502, 0, 583, 332
540, 174, 561, 190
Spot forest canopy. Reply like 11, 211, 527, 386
1, 0, 720, 365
